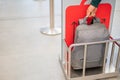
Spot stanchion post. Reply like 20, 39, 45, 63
50, 0, 54, 31
40, 0, 61, 36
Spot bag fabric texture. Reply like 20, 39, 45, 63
71, 18, 110, 69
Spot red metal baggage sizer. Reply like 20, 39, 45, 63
60, 0, 120, 79
65, 0, 111, 47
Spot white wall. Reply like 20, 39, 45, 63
111, 0, 120, 38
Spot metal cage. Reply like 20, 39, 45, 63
60, 38, 120, 80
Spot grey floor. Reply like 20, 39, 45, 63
0, 0, 64, 80
0, 0, 119, 80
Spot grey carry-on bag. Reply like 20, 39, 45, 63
71, 17, 110, 69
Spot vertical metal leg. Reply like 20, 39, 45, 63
64, 48, 67, 74
109, 42, 115, 70
116, 48, 120, 71
66, 52, 68, 75
68, 47, 72, 79
103, 42, 109, 73
83, 45, 87, 77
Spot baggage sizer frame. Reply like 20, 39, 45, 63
60, 38, 120, 80
60, 0, 118, 79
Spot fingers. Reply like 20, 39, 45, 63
90, 8, 97, 17
86, 5, 97, 17
92, 8, 97, 17
86, 10, 91, 17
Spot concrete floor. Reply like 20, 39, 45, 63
0, 0, 64, 80
0, 0, 119, 80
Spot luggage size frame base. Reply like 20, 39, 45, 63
60, 38, 120, 80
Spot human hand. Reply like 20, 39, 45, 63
86, 5, 97, 17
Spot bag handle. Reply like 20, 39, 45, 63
79, 17, 100, 25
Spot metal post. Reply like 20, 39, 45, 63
40, 0, 61, 36
68, 46, 72, 79
116, 48, 120, 71
103, 42, 109, 73
83, 45, 87, 77
109, 42, 115, 70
